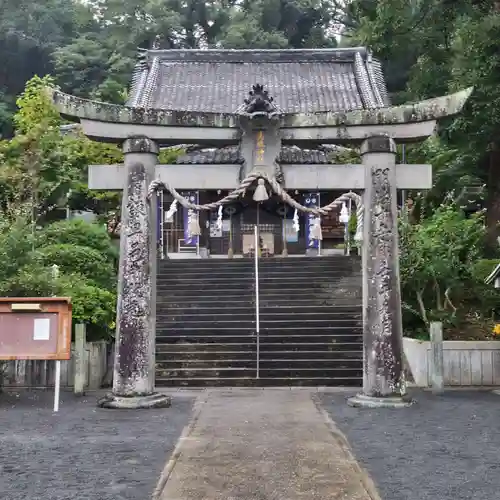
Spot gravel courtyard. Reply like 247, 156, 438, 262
0, 390, 195, 500
319, 389, 500, 500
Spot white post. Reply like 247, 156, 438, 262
54, 360, 61, 412
254, 224, 260, 379
430, 321, 444, 394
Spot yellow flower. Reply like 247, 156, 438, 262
493, 324, 500, 335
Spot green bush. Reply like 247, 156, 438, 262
0, 219, 33, 282
399, 204, 486, 337
32, 243, 116, 290
0, 218, 118, 340
36, 219, 118, 263
57, 273, 116, 340
0, 263, 56, 297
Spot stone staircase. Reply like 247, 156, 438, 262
155, 256, 363, 386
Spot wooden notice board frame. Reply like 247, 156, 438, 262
0, 297, 72, 361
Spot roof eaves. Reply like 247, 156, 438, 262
367, 53, 390, 106
138, 55, 161, 108
353, 51, 377, 109
127, 50, 150, 108
366, 51, 386, 107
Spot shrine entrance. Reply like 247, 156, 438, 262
50, 45, 472, 408
159, 188, 351, 258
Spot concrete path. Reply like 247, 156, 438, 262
155, 388, 380, 500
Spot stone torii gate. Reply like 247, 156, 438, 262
50, 85, 472, 409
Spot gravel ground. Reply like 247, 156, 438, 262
319, 389, 500, 500
0, 390, 195, 500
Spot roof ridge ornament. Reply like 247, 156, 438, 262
240, 84, 280, 120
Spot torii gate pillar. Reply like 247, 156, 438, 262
99, 137, 171, 409
348, 136, 412, 408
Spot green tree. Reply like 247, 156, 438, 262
0, 0, 94, 135
399, 203, 486, 337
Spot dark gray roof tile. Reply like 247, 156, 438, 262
128, 48, 389, 113
174, 146, 343, 165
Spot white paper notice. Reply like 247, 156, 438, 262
33, 318, 50, 341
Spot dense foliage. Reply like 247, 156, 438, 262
0, 215, 117, 340
0, 76, 121, 340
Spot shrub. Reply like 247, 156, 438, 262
57, 273, 116, 341
36, 219, 118, 263
0, 217, 118, 340
32, 243, 116, 290
0, 219, 33, 282
399, 204, 486, 336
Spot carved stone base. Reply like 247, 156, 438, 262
347, 393, 414, 409
97, 392, 172, 409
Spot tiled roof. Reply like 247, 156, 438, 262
128, 48, 389, 113
174, 146, 348, 165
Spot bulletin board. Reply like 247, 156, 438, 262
0, 297, 72, 361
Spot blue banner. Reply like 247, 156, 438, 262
182, 191, 199, 246
304, 193, 320, 249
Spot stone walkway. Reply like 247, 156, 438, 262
155, 388, 380, 500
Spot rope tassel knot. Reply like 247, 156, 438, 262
253, 178, 269, 202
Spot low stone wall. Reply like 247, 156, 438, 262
403, 337, 500, 387
1, 342, 108, 390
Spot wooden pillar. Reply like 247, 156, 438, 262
348, 136, 413, 408
98, 136, 170, 409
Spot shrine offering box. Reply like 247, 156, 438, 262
0, 297, 72, 361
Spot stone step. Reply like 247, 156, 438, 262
156, 304, 361, 315
159, 264, 360, 273
156, 367, 363, 379
156, 349, 362, 360
158, 267, 361, 276
157, 272, 361, 282
158, 257, 360, 267
156, 324, 362, 333
156, 282, 361, 293
157, 319, 361, 330
156, 311, 362, 322
156, 298, 360, 308
157, 288, 254, 297
156, 343, 361, 353
156, 287, 361, 298
156, 357, 362, 367
157, 362, 362, 373
156, 333, 362, 343
155, 376, 362, 387
156, 255, 362, 387
259, 290, 361, 300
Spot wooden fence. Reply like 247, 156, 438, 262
1, 341, 109, 390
